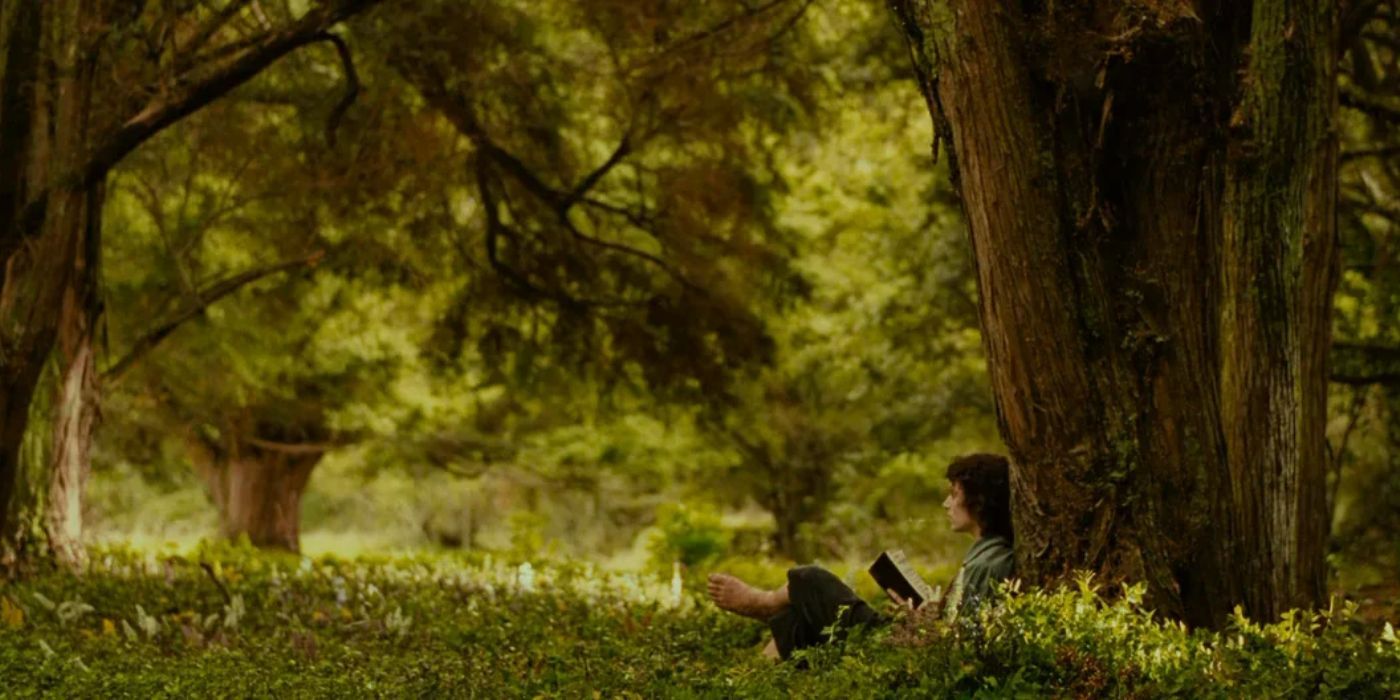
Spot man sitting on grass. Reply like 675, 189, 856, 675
707, 453, 1015, 660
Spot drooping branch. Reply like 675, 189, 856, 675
317, 32, 360, 147
102, 253, 323, 384
91, 0, 380, 174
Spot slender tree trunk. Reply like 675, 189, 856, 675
763, 455, 834, 562
891, 0, 1338, 626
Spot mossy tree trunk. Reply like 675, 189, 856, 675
890, 0, 1338, 626
0, 1, 104, 563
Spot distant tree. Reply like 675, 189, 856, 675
0, 0, 385, 567
891, 1, 1341, 626
95, 52, 467, 552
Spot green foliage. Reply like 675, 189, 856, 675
1, 549, 1396, 697
648, 503, 732, 570
1330, 5, 1400, 589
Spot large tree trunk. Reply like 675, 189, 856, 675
891, 1, 1338, 626
0, 2, 101, 558
189, 433, 326, 553
216, 453, 321, 553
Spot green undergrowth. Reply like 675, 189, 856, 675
1, 546, 1396, 698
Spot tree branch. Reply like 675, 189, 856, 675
13, 0, 384, 237
102, 253, 323, 384
1341, 144, 1400, 163
562, 136, 632, 210
174, 0, 256, 74
1331, 342, 1400, 386
1341, 84, 1400, 125
316, 32, 360, 147
246, 436, 345, 454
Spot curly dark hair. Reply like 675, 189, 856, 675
946, 453, 1013, 541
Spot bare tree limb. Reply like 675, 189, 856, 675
102, 252, 323, 384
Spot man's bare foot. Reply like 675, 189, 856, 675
706, 573, 788, 620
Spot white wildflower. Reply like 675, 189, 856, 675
56, 599, 94, 625
385, 605, 411, 636
224, 594, 245, 630
670, 562, 684, 608
135, 604, 160, 639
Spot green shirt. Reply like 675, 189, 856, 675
944, 535, 1015, 622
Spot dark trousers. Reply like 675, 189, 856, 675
767, 565, 886, 660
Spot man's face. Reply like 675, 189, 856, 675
943, 481, 975, 534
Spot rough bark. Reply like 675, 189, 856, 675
0, 1, 102, 557
891, 0, 1338, 625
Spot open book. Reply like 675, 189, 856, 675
868, 549, 939, 609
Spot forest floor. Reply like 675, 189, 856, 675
1, 546, 1397, 698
